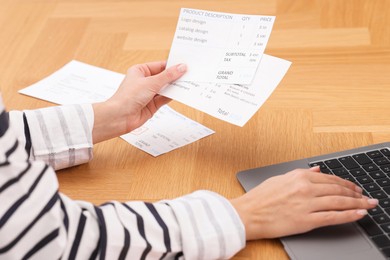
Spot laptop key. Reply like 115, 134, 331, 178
363, 183, 381, 192
381, 223, 390, 233
367, 150, 384, 159
349, 168, 366, 177
324, 159, 342, 169
374, 157, 390, 165
372, 235, 390, 248
382, 186, 390, 195
377, 178, 390, 187
353, 153, 372, 165
362, 163, 380, 172
380, 165, 390, 173
356, 175, 374, 184
339, 156, 360, 169
381, 148, 390, 157
379, 198, 390, 208
369, 170, 387, 179
370, 191, 388, 199
358, 216, 383, 236
373, 214, 390, 224
332, 167, 349, 177
369, 207, 384, 216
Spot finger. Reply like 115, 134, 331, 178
312, 183, 363, 198
144, 61, 167, 76
309, 208, 371, 228
153, 95, 172, 109
310, 196, 378, 212
309, 166, 321, 172
127, 61, 167, 78
150, 63, 187, 85
307, 171, 361, 192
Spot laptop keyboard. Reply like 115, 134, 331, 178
309, 147, 390, 258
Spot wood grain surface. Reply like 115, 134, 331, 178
1, 0, 389, 258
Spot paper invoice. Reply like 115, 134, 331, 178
121, 105, 215, 157
18, 60, 215, 156
166, 8, 275, 84
162, 54, 291, 127
162, 8, 290, 127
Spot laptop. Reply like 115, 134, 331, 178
237, 142, 390, 260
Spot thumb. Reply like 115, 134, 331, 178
151, 63, 187, 87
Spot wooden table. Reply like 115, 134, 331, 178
1, 0, 389, 258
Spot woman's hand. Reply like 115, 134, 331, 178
230, 167, 378, 240
92, 61, 186, 143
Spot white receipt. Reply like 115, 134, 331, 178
167, 8, 275, 84
121, 105, 215, 156
19, 60, 215, 156
161, 54, 291, 127
19, 60, 125, 104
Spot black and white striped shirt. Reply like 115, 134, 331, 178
0, 95, 245, 259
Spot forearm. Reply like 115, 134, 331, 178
92, 100, 131, 144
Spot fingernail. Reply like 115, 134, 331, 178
368, 198, 379, 205
357, 209, 368, 216
309, 166, 320, 172
177, 64, 187, 73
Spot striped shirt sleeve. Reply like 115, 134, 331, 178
0, 96, 245, 259
9, 104, 94, 170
